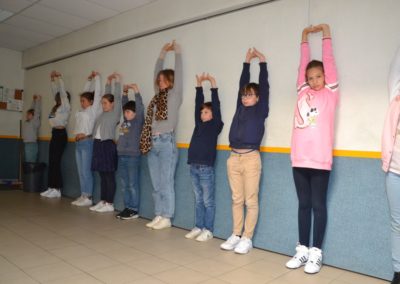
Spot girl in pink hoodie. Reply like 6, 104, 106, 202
382, 45, 400, 284
286, 24, 339, 274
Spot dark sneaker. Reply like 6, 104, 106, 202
116, 208, 129, 219
121, 209, 139, 220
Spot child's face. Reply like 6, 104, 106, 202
241, 88, 259, 107
157, 74, 170, 90
200, 108, 213, 122
26, 112, 33, 121
80, 97, 92, 109
124, 109, 136, 121
307, 67, 325, 91
101, 98, 114, 112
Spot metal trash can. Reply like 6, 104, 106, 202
22, 162, 46, 192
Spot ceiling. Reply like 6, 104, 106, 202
0, 0, 156, 51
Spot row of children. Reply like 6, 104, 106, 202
25, 23, 400, 278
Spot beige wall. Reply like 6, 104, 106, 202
0, 47, 24, 137
22, 0, 400, 151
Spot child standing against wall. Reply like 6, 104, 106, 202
286, 24, 339, 274
185, 73, 223, 242
116, 83, 144, 219
90, 73, 122, 213
141, 40, 182, 230
71, 71, 102, 206
40, 71, 71, 198
382, 45, 400, 284
22, 95, 41, 163
220, 48, 269, 254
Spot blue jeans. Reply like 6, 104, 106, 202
24, 142, 38, 163
75, 139, 94, 196
118, 155, 140, 210
386, 171, 400, 272
190, 164, 215, 232
147, 132, 178, 218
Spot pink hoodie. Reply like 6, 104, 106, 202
291, 38, 339, 171
381, 46, 400, 172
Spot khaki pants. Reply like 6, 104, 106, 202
227, 151, 262, 239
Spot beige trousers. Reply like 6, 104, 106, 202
227, 151, 262, 239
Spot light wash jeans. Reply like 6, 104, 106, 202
75, 139, 94, 196
386, 171, 400, 272
147, 132, 178, 218
118, 155, 140, 211
24, 142, 38, 163
190, 164, 215, 232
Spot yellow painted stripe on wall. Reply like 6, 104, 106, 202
0, 136, 382, 159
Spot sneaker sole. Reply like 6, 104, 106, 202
121, 215, 139, 220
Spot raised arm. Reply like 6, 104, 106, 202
195, 74, 205, 125
154, 42, 171, 93
32, 95, 41, 128
317, 24, 338, 89
209, 74, 222, 123
297, 27, 312, 91
112, 73, 122, 121
50, 71, 59, 97
389, 46, 400, 102
253, 48, 269, 117
131, 84, 144, 124
57, 73, 70, 111
236, 49, 253, 107
171, 41, 183, 99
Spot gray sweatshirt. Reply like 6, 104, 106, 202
151, 52, 183, 134
117, 92, 144, 157
22, 99, 41, 143
92, 82, 122, 141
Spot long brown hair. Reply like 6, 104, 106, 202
51, 92, 71, 115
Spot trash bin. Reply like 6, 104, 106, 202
23, 162, 46, 193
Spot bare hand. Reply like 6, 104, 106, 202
245, 48, 257, 63
207, 74, 217, 88
129, 83, 139, 93
253, 47, 266, 62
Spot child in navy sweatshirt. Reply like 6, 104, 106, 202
221, 48, 269, 254
185, 73, 223, 242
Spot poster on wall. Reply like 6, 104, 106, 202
0, 86, 23, 112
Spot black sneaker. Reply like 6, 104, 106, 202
120, 209, 139, 220
116, 208, 129, 219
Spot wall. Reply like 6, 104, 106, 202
3, 0, 400, 280
0, 47, 24, 179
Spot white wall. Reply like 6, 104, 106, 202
23, 0, 400, 151
0, 47, 24, 137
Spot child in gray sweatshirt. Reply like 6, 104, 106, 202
116, 83, 144, 220
22, 95, 41, 162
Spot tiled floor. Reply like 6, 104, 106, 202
0, 190, 389, 284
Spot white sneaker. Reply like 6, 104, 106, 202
71, 196, 83, 205
234, 237, 252, 254
185, 227, 202, 239
46, 189, 61, 198
304, 247, 322, 274
146, 216, 162, 228
40, 188, 54, 197
152, 217, 171, 230
95, 203, 114, 213
220, 234, 241, 251
75, 196, 92, 207
286, 244, 309, 269
90, 201, 105, 211
196, 229, 213, 242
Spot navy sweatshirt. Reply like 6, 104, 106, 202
228, 62, 269, 150
188, 87, 224, 166
117, 92, 144, 157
